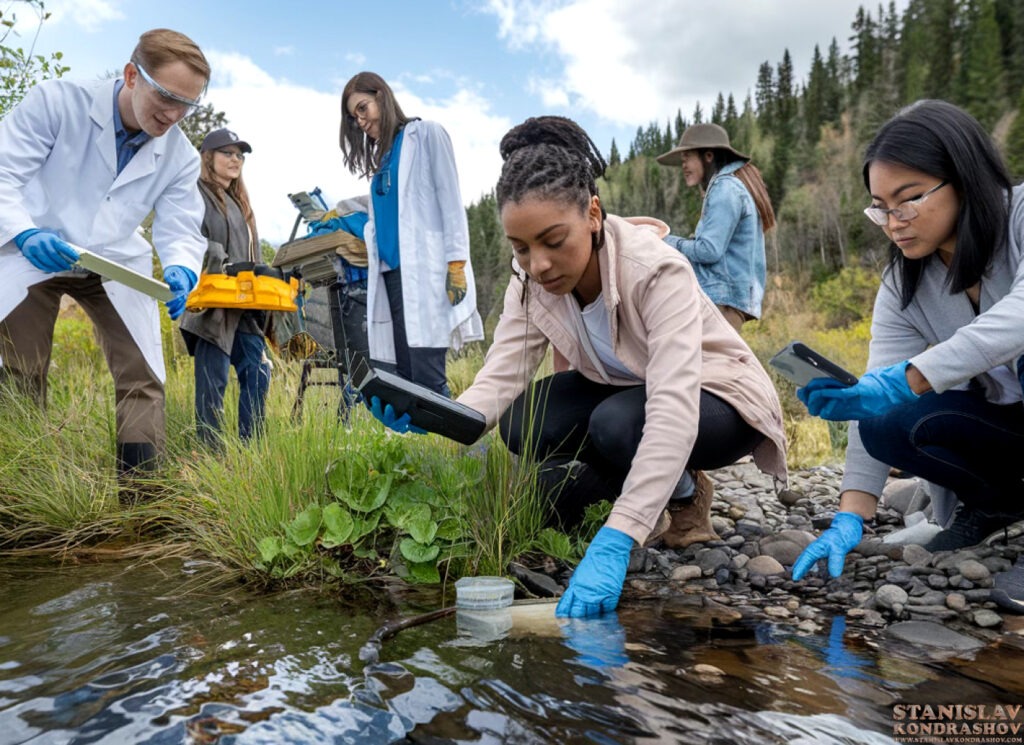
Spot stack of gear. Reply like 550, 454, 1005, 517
185, 262, 299, 312
272, 213, 369, 287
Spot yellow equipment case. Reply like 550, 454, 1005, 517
185, 262, 299, 312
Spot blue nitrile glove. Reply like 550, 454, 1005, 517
368, 395, 426, 435
556, 526, 634, 618
797, 361, 917, 421
791, 511, 864, 580
163, 265, 197, 321
14, 229, 79, 273
307, 213, 368, 240
562, 615, 630, 671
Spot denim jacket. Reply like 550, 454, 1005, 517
664, 160, 765, 318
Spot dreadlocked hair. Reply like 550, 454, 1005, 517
496, 116, 607, 214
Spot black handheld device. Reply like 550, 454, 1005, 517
352, 360, 487, 445
769, 342, 859, 388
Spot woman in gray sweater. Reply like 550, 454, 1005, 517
792, 100, 1024, 590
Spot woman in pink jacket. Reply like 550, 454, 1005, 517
452, 116, 787, 618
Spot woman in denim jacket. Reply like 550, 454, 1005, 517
657, 123, 774, 331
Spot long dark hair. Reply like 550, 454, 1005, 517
199, 150, 257, 244
339, 72, 412, 179
863, 99, 1012, 309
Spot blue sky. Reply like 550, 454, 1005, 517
11, 0, 906, 244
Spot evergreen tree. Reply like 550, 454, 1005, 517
711, 92, 726, 124
755, 61, 775, 129
850, 5, 881, 94
692, 101, 704, 124
609, 138, 621, 166
824, 37, 844, 124
997, 0, 1024, 100
956, 0, 1006, 128
674, 109, 686, 142
804, 44, 827, 144
725, 93, 738, 134
1006, 87, 1024, 180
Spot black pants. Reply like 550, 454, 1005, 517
498, 371, 763, 525
378, 269, 449, 397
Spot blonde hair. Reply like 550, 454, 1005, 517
131, 28, 210, 81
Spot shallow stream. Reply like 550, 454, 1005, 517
1, 559, 1022, 744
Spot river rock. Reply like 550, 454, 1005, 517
746, 555, 785, 576
875, 584, 909, 609
885, 621, 985, 653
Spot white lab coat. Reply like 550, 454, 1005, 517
364, 119, 483, 363
0, 78, 205, 381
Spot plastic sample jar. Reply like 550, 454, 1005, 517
454, 576, 514, 610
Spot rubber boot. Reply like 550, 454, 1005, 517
117, 441, 159, 506
661, 470, 718, 548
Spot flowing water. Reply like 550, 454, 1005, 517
1, 559, 1022, 744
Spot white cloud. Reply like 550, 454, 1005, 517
43, 0, 124, 33
205, 52, 509, 246
273, 46, 294, 57
483, 0, 909, 127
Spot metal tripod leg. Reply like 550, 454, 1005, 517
327, 279, 368, 421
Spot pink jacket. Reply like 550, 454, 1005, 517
457, 214, 787, 544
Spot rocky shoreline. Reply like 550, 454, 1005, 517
517, 461, 1024, 656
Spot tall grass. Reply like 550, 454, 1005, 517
2, 277, 875, 581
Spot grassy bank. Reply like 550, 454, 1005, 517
0, 278, 873, 586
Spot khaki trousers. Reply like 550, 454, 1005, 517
0, 274, 165, 452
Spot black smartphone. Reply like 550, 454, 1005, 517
769, 342, 859, 387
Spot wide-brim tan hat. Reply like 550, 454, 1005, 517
656, 123, 748, 166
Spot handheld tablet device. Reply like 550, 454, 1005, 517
352, 360, 487, 445
769, 342, 859, 388
72, 246, 175, 301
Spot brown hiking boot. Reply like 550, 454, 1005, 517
661, 470, 718, 548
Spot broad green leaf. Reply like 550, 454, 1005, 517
257, 536, 281, 563
434, 517, 463, 541
407, 517, 438, 545
342, 472, 393, 513
408, 560, 441, 584
386, 501, 431, 531
286, 505, 322, 546
321, 503, 354, 547
350, 510, 382, 542
399, 537, 440, 563
281, 540, 303, 558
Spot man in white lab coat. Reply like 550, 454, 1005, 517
0, 28, 209, 500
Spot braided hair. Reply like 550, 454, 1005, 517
496, 116, 607, 218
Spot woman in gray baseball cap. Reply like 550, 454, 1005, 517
180, 127, 270, 448
657, 123, 774, 332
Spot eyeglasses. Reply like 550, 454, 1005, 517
863, 180, 949, 226
132, 60, 203, 112
216, 149, 245, 161
348, 97, 375, 122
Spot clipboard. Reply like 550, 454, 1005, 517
352, 359, 487, 445
71, 246, 175, 301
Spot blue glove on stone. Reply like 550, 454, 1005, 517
797, 361, 917, 421
368, 396, 426, 435
15, 229, 79, 273
791, 511, 864, 580
163, 265, 197, 321
556, 526, 634, 618
561, 614, 630, 670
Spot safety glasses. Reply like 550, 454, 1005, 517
132, 60, 203, 112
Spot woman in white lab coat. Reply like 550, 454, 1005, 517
339, 71, 483, 396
